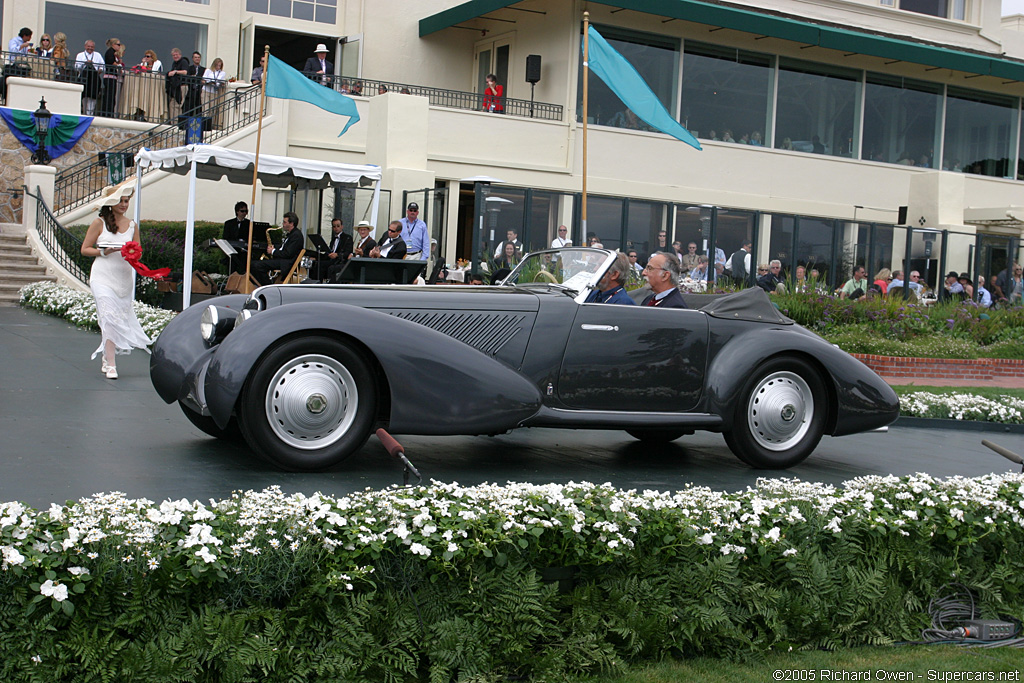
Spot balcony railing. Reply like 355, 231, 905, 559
276, 72, 564, 121
25, 185, 91, 285
53, 84, 265, 213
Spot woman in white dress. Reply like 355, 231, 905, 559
80, 183, 152, 379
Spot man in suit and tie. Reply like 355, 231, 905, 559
640, 252, 687, 308
370, 221, 407, 260
584, 253, 636, 305
316, 217, 352, 279
303, 43, 334, 86
184, 51, 205, 116
223, 201, 251, 243
252, 212, 304, 286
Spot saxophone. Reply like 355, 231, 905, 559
260, 225, 280, 260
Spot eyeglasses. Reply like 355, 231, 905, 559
643, 265, 663, 272
238, 209, 248, 213
387, 227, 400, 233
558, 228, 567, 232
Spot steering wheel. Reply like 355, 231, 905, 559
533, 270, 558, 283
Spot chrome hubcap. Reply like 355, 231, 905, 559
265, 354, 358, 450
747, 371, 813, 451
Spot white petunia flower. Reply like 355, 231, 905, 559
40, 580, 68, 602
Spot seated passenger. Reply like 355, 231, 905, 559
640, 252, 687, 308
584, 253, 636, 305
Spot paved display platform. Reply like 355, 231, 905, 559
1, 306, 1021, 509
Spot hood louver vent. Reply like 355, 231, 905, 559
390, 311, 525, 356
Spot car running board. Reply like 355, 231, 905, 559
521, 407, 723, 430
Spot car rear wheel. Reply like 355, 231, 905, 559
626, 429, 689, 444
723, 356, 826, 469
238, 336, 375, 471
179, 402, 244, 443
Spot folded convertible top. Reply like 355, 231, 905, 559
699, 287, 793, 324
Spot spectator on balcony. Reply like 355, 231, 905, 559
99, 37, 122, 117
303, 43, 333, 86
51, 33, 69, 76
203, 57, 227, 128
482, 73, 503, 113
149, 50, 162, 72
184, 51, 204, 116
75, 40, 104, 116
133, 50, 157, 73
350, 81, 363, 95
8, 27, 33, 59
165, 47, 189, 119
250, 56, 264, 85
35, 34, 52, 58
378, 84, 388, 94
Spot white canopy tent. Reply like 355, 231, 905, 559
134, 144, 383, 309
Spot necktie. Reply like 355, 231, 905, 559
647, 295, 658, 307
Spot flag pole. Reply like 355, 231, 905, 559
582, 11, 590, 241
244, 45, 270, 294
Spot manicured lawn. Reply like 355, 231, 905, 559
891, 385, 1024, 402
583, 645, 1023, 682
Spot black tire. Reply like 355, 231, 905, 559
179, 402, 245, 443
723, 356, 827, 469
238, 336, 375, 471
626, 429, 689, 444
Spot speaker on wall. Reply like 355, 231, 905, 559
897, 205, 908, 225
526, 55, 541, 84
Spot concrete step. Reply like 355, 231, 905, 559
0, 274, 56, 288
2, 251, 38, 263
3, 262, 48, 273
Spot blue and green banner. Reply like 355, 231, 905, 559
0, 107, 93, 160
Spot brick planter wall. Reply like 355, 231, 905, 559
851, 354, 1024, 381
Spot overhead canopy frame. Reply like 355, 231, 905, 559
134, 144, 383, 308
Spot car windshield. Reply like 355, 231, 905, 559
501, 248, 614, 294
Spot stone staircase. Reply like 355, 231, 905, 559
0, 232, 56, 307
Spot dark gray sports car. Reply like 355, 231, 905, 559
151, 247, 899, 471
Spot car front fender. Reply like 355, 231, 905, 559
150, 294, 251, 404
204, 302, 543, 434
705, 326, 899, 435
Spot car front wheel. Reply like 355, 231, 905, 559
238, 336, 375, 471
723, 356, 826, 469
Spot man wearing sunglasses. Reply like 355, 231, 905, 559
369, 221, 407, 260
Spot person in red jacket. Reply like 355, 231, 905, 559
482, 74, 503, 113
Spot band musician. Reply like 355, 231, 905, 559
315, 217, 353, 279
252, 212, 303, 287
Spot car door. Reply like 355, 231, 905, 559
557, 303, 709, 412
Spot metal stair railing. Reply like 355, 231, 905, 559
25, 185, 90, 285
53, 85, 265, 213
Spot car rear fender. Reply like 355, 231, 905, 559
706, 328, 853, 433
204, 302, 543, 434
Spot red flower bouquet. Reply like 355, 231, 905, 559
120, 241, 171, 280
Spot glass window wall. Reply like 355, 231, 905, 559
578, 25, 678, 129
768, 215, 795, 276
585, 196, 624, 249
800, 218, 839, 287
863, 74, 942, 166
681, 42, 772, 146
943, 87, 1017, 177
624, 200, 666, 259
775, 59, 859, 157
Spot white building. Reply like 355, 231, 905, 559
6, 0, 1024, 290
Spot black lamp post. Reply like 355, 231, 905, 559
31, 98, 52, 165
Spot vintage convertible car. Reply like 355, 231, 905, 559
151, 247, 899, 471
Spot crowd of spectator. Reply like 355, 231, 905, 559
5, 26, 231, 122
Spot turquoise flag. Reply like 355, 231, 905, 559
264, 54, 360, 136
586, 26, 701, 151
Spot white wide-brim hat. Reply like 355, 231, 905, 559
356, 220, 372, 228
95, 178, 135, 209
315, 43, 328, 53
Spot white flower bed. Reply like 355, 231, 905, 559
899, 391, 1024, 423
19, 281, 176, 339
3, 474, 1023, 612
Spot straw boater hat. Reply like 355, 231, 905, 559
315, 43, 328, 53
95, 178, 135, 209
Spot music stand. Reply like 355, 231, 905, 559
308, 234, 331, 280
212, 238, 239, 274
331, 258, 427, 284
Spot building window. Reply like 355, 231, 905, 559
624, 200, 667, 259
475, 36, 511, 99
578, 24, 678, 129
862, 74, 942, 166
585, 196, 625, 250
775, 59, 859, 158
681, 41, 773, 146
246, 0, 336, 24
943, 87, 1017, 177
888, 0, 966, 20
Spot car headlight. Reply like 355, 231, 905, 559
200, 305, 235, 344
234, 308, 254, 330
